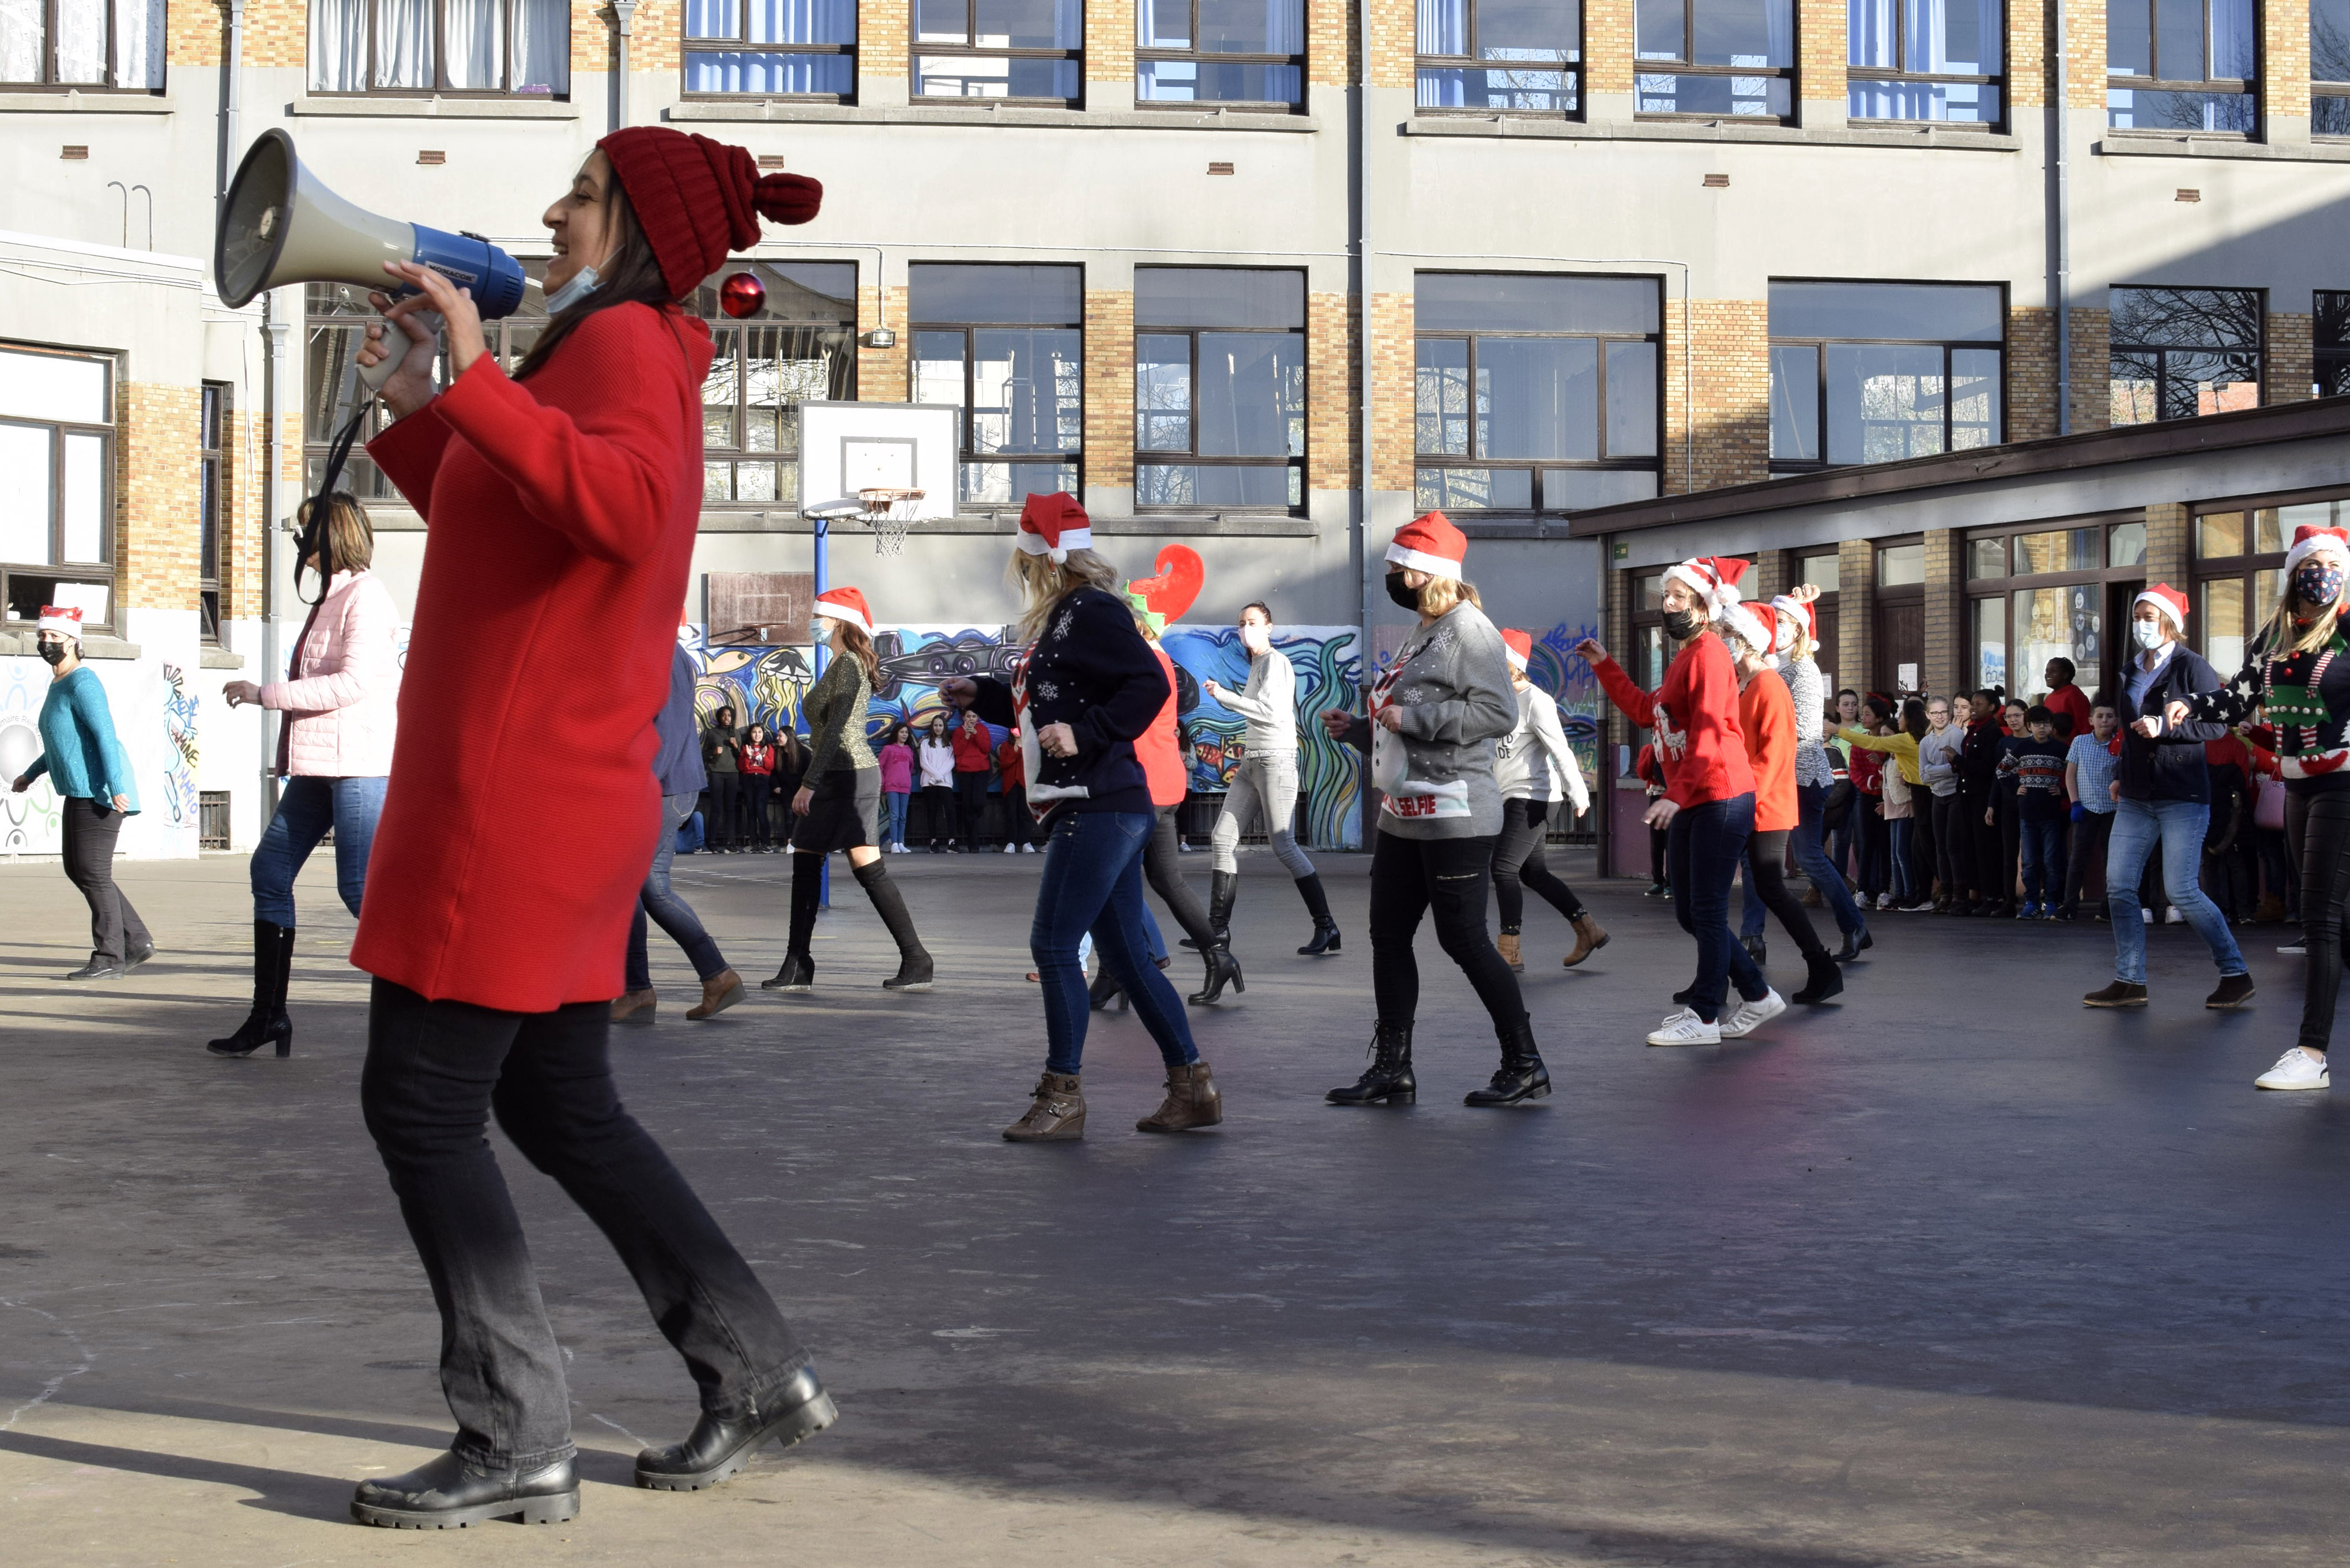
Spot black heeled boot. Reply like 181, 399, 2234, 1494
1188, 943, 1243, 1005
1182, 872, 1238, 950
1327, 1021, 1415, 1105
1464, 1016, 1551, 1106
635, 1365, 838, 1491
1295, 873, 1341, 955
1791, 951, 1845, 1004
1089, 969, 1129, 1011
852, 858, 933, 990
206, 920, 296, 1058
1831, 927, 1873, 963
762, 853, 824, 991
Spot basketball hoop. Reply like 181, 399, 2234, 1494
856, 487, 922, 557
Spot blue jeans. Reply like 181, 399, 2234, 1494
1748, 781, 1866, 939
628, 792, 728, 992
2018, 816, 2063, 904
1671, 793, 1766, 1023
1031, 810, 1197, 1075
1077, 905, 1166, 967
1887, 816, 1915, 904
2106, 797, 2247, 982
251, 774, 386, 926
884, 790, 910, 845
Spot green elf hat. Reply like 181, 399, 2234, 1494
1125, 587, 1166, 637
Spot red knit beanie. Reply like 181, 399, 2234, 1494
596, 127, 823, 300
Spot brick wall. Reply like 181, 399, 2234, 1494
1686, 300, 1770, 493
169, 0, 221, 66
2144, 501, 2190, 587
2006, 0, 2044, 110
2065, 0, 2106, 109
244, 0, 304, 70
1306, 290, 1359, 494
2008, 306, 2058, 442
1584, 0, 1632, 96
858, 284, 907, 400
1605, 562, 1632, 757
1922, 528, 1959, 698
1798, 0, 1846, 112
119, 383, 199, 614
1367, 0, 1413, 89
1083, 289, 1135, 491
1308, 0, 1355, 88
219, 395, 267, 624
1836, 536, 1873, 702
574, 0, 616, 75
1087, 0, 1135, 84
2068, 307, 2111, 432
2264, 0, 2314, 123
2270, 312, 2315, 405
632, 0, 681, 76
1368, 291, 1414, 492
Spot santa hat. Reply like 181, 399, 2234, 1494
36, 605, 82, 639
1769, 593, 1815, 646
1664, 556, 1751, 615
1500, 628, 1532, 671
1717, 600, 1775, 660
2135, 583, 2189, 635
813, 585, 872, 635
596, 127, 823, 301
1385, 511, 1468, 582
2284, 524, 2350, 577
1016, 492, 1093, 564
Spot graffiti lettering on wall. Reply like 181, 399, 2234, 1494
160, 662, 198, 828
1372, 620, 1603, 790
0, 662, 59, 852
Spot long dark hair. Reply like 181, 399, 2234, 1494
515, 176, 676, 382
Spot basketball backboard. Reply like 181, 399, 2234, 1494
797, 401, 959, 522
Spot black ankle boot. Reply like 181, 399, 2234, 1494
1791, 951, 1845, 1004
762, 951, 815, 991
1328, 1021, 1415, 1105
1184, 872, 1238, 949
207, 920, 296, 1058
1464, 1017, 1550, 1106
1832, 928, 1873, 963
351, 1449, 580, 1528
1089, 969, 1128, 1011
635, 1366, 838, 1491
1188, 943, 1243, 1005
1295, 873, 1340, 955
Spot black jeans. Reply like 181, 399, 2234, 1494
2288, 791, 2350, 1052
921, 783, 956, 846
360, 979, 809, 1470
1961, 783, 2001, 904
1492, 796, 1584, 931
954, 772, 991, 849
1930, 790, 1965, 900
2257, 825, 2299, 918
2064, 809, 2114, 915
1144, 805, 1217, 949
1648, 816, 1669, 885
1745, 826, 1827, 961
62, 796, 150, 963
1003, 785, 1030, 846
1669, 793, 1765, 1023
708, 773, 740, 847
1368, 830, 1530, 1037
741, 774, 774, 847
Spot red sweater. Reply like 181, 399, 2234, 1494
356, 304, 710, 1010
1136, 645, 1186, 808
1738, 670, 1797, 832
996, 734, 1025, 789
952, 718, 995, 774
2044, 682, 2092, 742
1594, 635, 1753, 809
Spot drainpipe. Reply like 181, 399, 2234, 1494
612, 2, 638, 132
260, 293, 291, 819
1353, 0, 1375, 850
2051, 0, 2071, 435
221, 0, 243, 201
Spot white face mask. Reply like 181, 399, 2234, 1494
1773, 619, 1797, 654
1240, 621, 1271, 654
2133, 619, 2167, 651
544, 262, 600, 315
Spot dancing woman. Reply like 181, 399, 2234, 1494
1744, 587, 1869, 959
940, 493, 1218, 1141
1578, 556, 1783, 1047
342, 126, 834, 1526
764, 587, 933, 993
1490, 628, 1602, 971
1321, 511, 1547, 1108
1202, 602, 1341, 956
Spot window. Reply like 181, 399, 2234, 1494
1135, 268, 1305, 512
199, 383, 226, 645
912, 264, 1083, 507
1847, 0, 2001, 123
1630, 571, 1669, 689
684, 0, 856, 97
696, 262, 858, 507
0, 0, 163, 88
2317, 292, 2350, 396
2191, 496, 2350, 673
2321, 0, 2350, 134
1634, 0, 1793, 119
2106, 0, 2254, 133
1768, 281, 2003, 473
307, 0, 569, 94
915, 0, 1080, 102
1795, 547, 1841, 680
2107, 285, 2261, 425
1964, 518, 2146, 696
1417, 0, 1581, 115
1136, 0, 1304, 108
1414, 272, 1662, 514
0, 345, 114, 633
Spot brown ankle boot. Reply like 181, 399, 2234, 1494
1495, 932, 1523, 972
1136, 1061, 1223, 1133
686, 969, 745, 1021
1003, 1072, 1086, 1141
1563, 913, 1610, 967
612, 989, 658, 1027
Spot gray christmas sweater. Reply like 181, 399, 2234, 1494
1343, 601, 1517, 839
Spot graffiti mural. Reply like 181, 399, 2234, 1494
160, 661, 199, 828
0, 661, 59, 853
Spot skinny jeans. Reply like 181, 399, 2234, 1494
1031, 809, 1198, 1075
2064, 809, 2114, 915
1886, 815, 1915, 904
1492, 796, 1584, 931
251, 773, 386, 925
1780, 781, 1866, 938
1211, 753, 1315, 880
1742, 825, 1828, 962
2105, 797, 2247, 983
1670, 793, 1767, 1024
883, 790, 910, 846
1930, 790, 1965, 899
627, 791, 728, 992
2289, 790, 2350, 1052
1369, 828, 1530, 1036
954, 771, 991, 849
1144, 805, 1217, 949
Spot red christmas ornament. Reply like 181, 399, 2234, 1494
718, 271, 766, 319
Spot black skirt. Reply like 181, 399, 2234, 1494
794, 766, 881, 852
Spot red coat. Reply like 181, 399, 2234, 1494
997, 734, 1024, 789
952, 717, 995, 774
2045, 682, 2092, 741
1738, 670, 1797, 832
1136, 645, 1186, 808
1594, 634, 1753, 810
356, 304, 711, 1011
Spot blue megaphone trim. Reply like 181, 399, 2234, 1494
409, 225, 526, 319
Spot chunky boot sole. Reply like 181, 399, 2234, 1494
206, 1022, 293, 1058
634, 1390, 839, 1491
882, 971, 935, 992
1465, 1076, 1552, 1107
352, 1489, 579, 1529
1327, 1083, 1415, 1106
1004, 1113, 1085, 1142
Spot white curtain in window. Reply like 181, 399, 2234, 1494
1848, 0, 1894, 68
0, 0, 41, 82
0, 424, 51, 567
445, 0, 504, 87
115, 0, 165, 86
310, 0, 368, 88
1903, 0, 1946, 71
1419, 0, 1466, 54
1267, 0, 1302, 53
375, 0, 435, 88
513, 0, 570, 91
57, 0, 106, 82
747, 0, 856, 45
1764, 0, 1792, 68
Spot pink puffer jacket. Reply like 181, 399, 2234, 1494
263, 569, 400, 778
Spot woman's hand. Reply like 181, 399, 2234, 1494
937, 677, 977, 707
222, 680, 262, 708
1572, 637, 1607, 665
793, 786, 814, 816
2132, 714, 2163, 738
1202, 678, 1224, 702
1374, 705, 1407, 733
112, 793, 130, 812
1319, 708, 1353, 741
1643, 797, 1678, 830
1984, 808, 1996, 825
1038, 721, 1078, 759
2166, 700, 2193, 729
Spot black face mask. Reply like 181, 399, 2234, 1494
1384, 571, 1421, 612
1662, 607, 1703, 643
37, 640, 68, 666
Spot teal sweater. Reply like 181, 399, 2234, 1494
22, 667, 139, 811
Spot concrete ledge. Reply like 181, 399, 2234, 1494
0, 89, 175, 114
665, 101, 1318, 133
199, 647, 246, 669
0, 630, 139, 659
1403, 115, 2018, 151
288, 95, 581, 120
1455, 518, 1588, 540
2095, 133, 2350, 163
378, 506, 1315, 537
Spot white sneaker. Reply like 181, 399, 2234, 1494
2280, 941, 2307, 956
2142, 909, 2154, 924
1876, 894, 1894, 911
2255, 1047, 2330, 1091
1647, 1012, 1722, 1047
1719, 987, 1787, 1039
2166, 906, 2185, 924
1022, 843, 1037, 854
1004, 843, 1018, 854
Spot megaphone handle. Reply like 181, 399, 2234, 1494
357, 308, 445, 396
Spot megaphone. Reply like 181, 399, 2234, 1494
216, 129, 527, 388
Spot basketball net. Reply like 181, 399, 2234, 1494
857, 488, 922, 557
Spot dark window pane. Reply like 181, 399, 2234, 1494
1415, 272, 1660, 333
695, 261, 857, 323
1769, 343, 1821, 461
1635, 0, 1685, 60
2110, 286, 2261, 348
2210, 0, 2254, 76
1138, 462, 1296, 507
1418, 65, 1577, 110
1606, 340, 1658, 456
1197, 333, 1305, 456
2108, 350, 2161, 424
973, 0, 1080, 47
2106, 87, 2255, 130
2320, 355, 2350, 398
1922, 0, 1999, 71
910, 263, 1083, 324
2318, 291, 2350, 349
1417, 338, 1472, 455
1415, 465, 1534, 510
1636, 70, 1791, 115
2107, 0, 2150, 76
1950, 347, 2002, 448
1690, 0, 1792, 65
916, 0, 967, 42
2165, 349, 2261, 417
1478, 0, 1581, 59
1825, 342, 1946, 464
2320, 0, 2350, 80
1139, 0, 1189, 47
1477, 336, 1599, 459
1768, 280, 2003, 341
1546, 467, 1660, 510
970, 328, 1083, 451
1136, 333, 1192, 451
2155, 0, 2205, 78
1195, 0, 1303, 51
1137, 60, 1303, 101
1136, 267, 1305, 327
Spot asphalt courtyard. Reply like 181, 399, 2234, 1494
2, 843, 2347, 1567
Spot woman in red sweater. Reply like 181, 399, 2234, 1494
1575, 556, 1781, 1045
343, 130, 832, 1529
1718, 599, 1839, 1007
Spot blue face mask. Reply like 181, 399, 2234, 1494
544, 262, 600, 314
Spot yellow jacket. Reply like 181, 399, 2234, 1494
1839, 726, 1922, 785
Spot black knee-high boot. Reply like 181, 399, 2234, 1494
206, 919, 296, 1058
763, 853, 824, 990
851, 858, 933, 990
1295, 873, 1340, 956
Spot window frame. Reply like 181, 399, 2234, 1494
1633, 0, 1796, 123
1766, 278, 2008, 476
0, 344, 118, 638
2106, 284, 2265, 425
1135, 0, 1307, 112
304, 0, 573, 98
2315, 290, 2350, 397
1844, 0, 2005, 129
2104, 0, 2257, 134
1628, 571, 1670, 692
910, 263, 1087, 512
912, 0, 1083, 105
1961, 512, 2148, 698
693, 261, 861, 510
2189, 487, 2350, 674
0, 0, 161, 92
1133, 266, 1306, 517
1414, 0, 1584, 119
2318, 0, 2350, 135
682, 0, 858, 102
199, 382, 226, 646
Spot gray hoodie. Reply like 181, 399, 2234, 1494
1348, 601, 1518, 839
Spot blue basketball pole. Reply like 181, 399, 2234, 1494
812, 510, 829, 910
